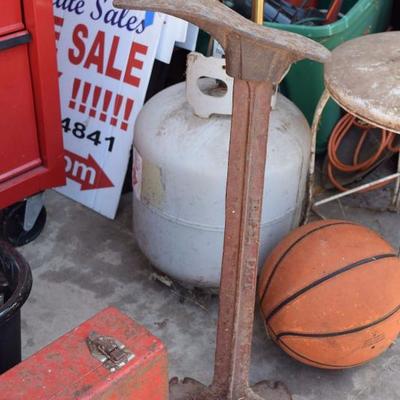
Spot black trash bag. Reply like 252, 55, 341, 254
0, 241, 32, 374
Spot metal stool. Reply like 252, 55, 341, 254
306, 31, 400, 220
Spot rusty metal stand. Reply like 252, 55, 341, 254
115, 1, 330, 399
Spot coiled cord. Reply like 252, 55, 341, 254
327, 113, 399, 192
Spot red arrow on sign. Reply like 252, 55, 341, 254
64, 150, 114, 191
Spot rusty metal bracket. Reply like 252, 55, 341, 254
114, 1, 330, 399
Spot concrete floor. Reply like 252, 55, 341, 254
19, 184, 400, 400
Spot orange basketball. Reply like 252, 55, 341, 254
258, 220, 400, 369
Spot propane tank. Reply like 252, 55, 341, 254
132, 53, 311, 288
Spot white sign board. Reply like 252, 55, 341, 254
156, 17, 199, 64
53, 0, 164, 219
176, 23, 199, 52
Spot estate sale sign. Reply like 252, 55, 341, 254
53, 0, 164, 219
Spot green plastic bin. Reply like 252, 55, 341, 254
266, 0, 393, 153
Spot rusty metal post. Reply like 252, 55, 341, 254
212, 79, 273, 398
114, 1, 330, 399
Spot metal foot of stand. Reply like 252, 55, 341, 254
170, 378, 292, 400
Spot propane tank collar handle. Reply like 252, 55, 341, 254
113, 0, 331, 83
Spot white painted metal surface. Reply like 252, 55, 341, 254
132, 55, 311, 288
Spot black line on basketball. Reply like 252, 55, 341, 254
265, 253, 397, 324
278, 338, 367, 369
276, 303, 400, 340
260, 221, 355, 306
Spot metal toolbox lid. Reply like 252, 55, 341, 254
0, 307, 169, 400
0, 0, 24, 36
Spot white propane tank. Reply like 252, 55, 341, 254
132, 53, 311, 288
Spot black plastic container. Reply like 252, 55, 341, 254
0, 241, 32, 374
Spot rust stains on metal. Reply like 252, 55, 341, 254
114, 1, 329, 399
211, 79, 274, 398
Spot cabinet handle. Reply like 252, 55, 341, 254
0, 31, 31, 52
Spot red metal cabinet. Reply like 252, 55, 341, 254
0, 32, 41, 183
0, 0, 24, 36
0, 0, 65, 209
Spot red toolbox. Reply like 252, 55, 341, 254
0, 307, 169, 400
0, 0, 65, 209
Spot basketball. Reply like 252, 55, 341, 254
258, 220, 400, 369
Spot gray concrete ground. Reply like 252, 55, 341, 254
19, 183, 400, 400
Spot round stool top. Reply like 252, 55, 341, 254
325, 32, 400, 134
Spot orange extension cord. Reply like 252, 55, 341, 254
327, 113, 400, 192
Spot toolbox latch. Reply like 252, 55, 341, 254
86, 332, 135, 372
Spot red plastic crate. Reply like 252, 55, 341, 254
0, 307, 169, 400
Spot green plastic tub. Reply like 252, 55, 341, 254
266, 0, 393, 153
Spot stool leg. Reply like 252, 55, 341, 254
313, 173, 400, 208
304, 89, 331, 224
391, 153, 400, 211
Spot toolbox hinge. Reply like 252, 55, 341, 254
86, 332, 135, 372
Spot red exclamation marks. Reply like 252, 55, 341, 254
90, 87, 102, 118
111, 95, 123, 127
121, 99, 134, 131
79, 82, 91, 114
69, 84, 133, 128
100, 91, 113, 122
69, 79, 81, 110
